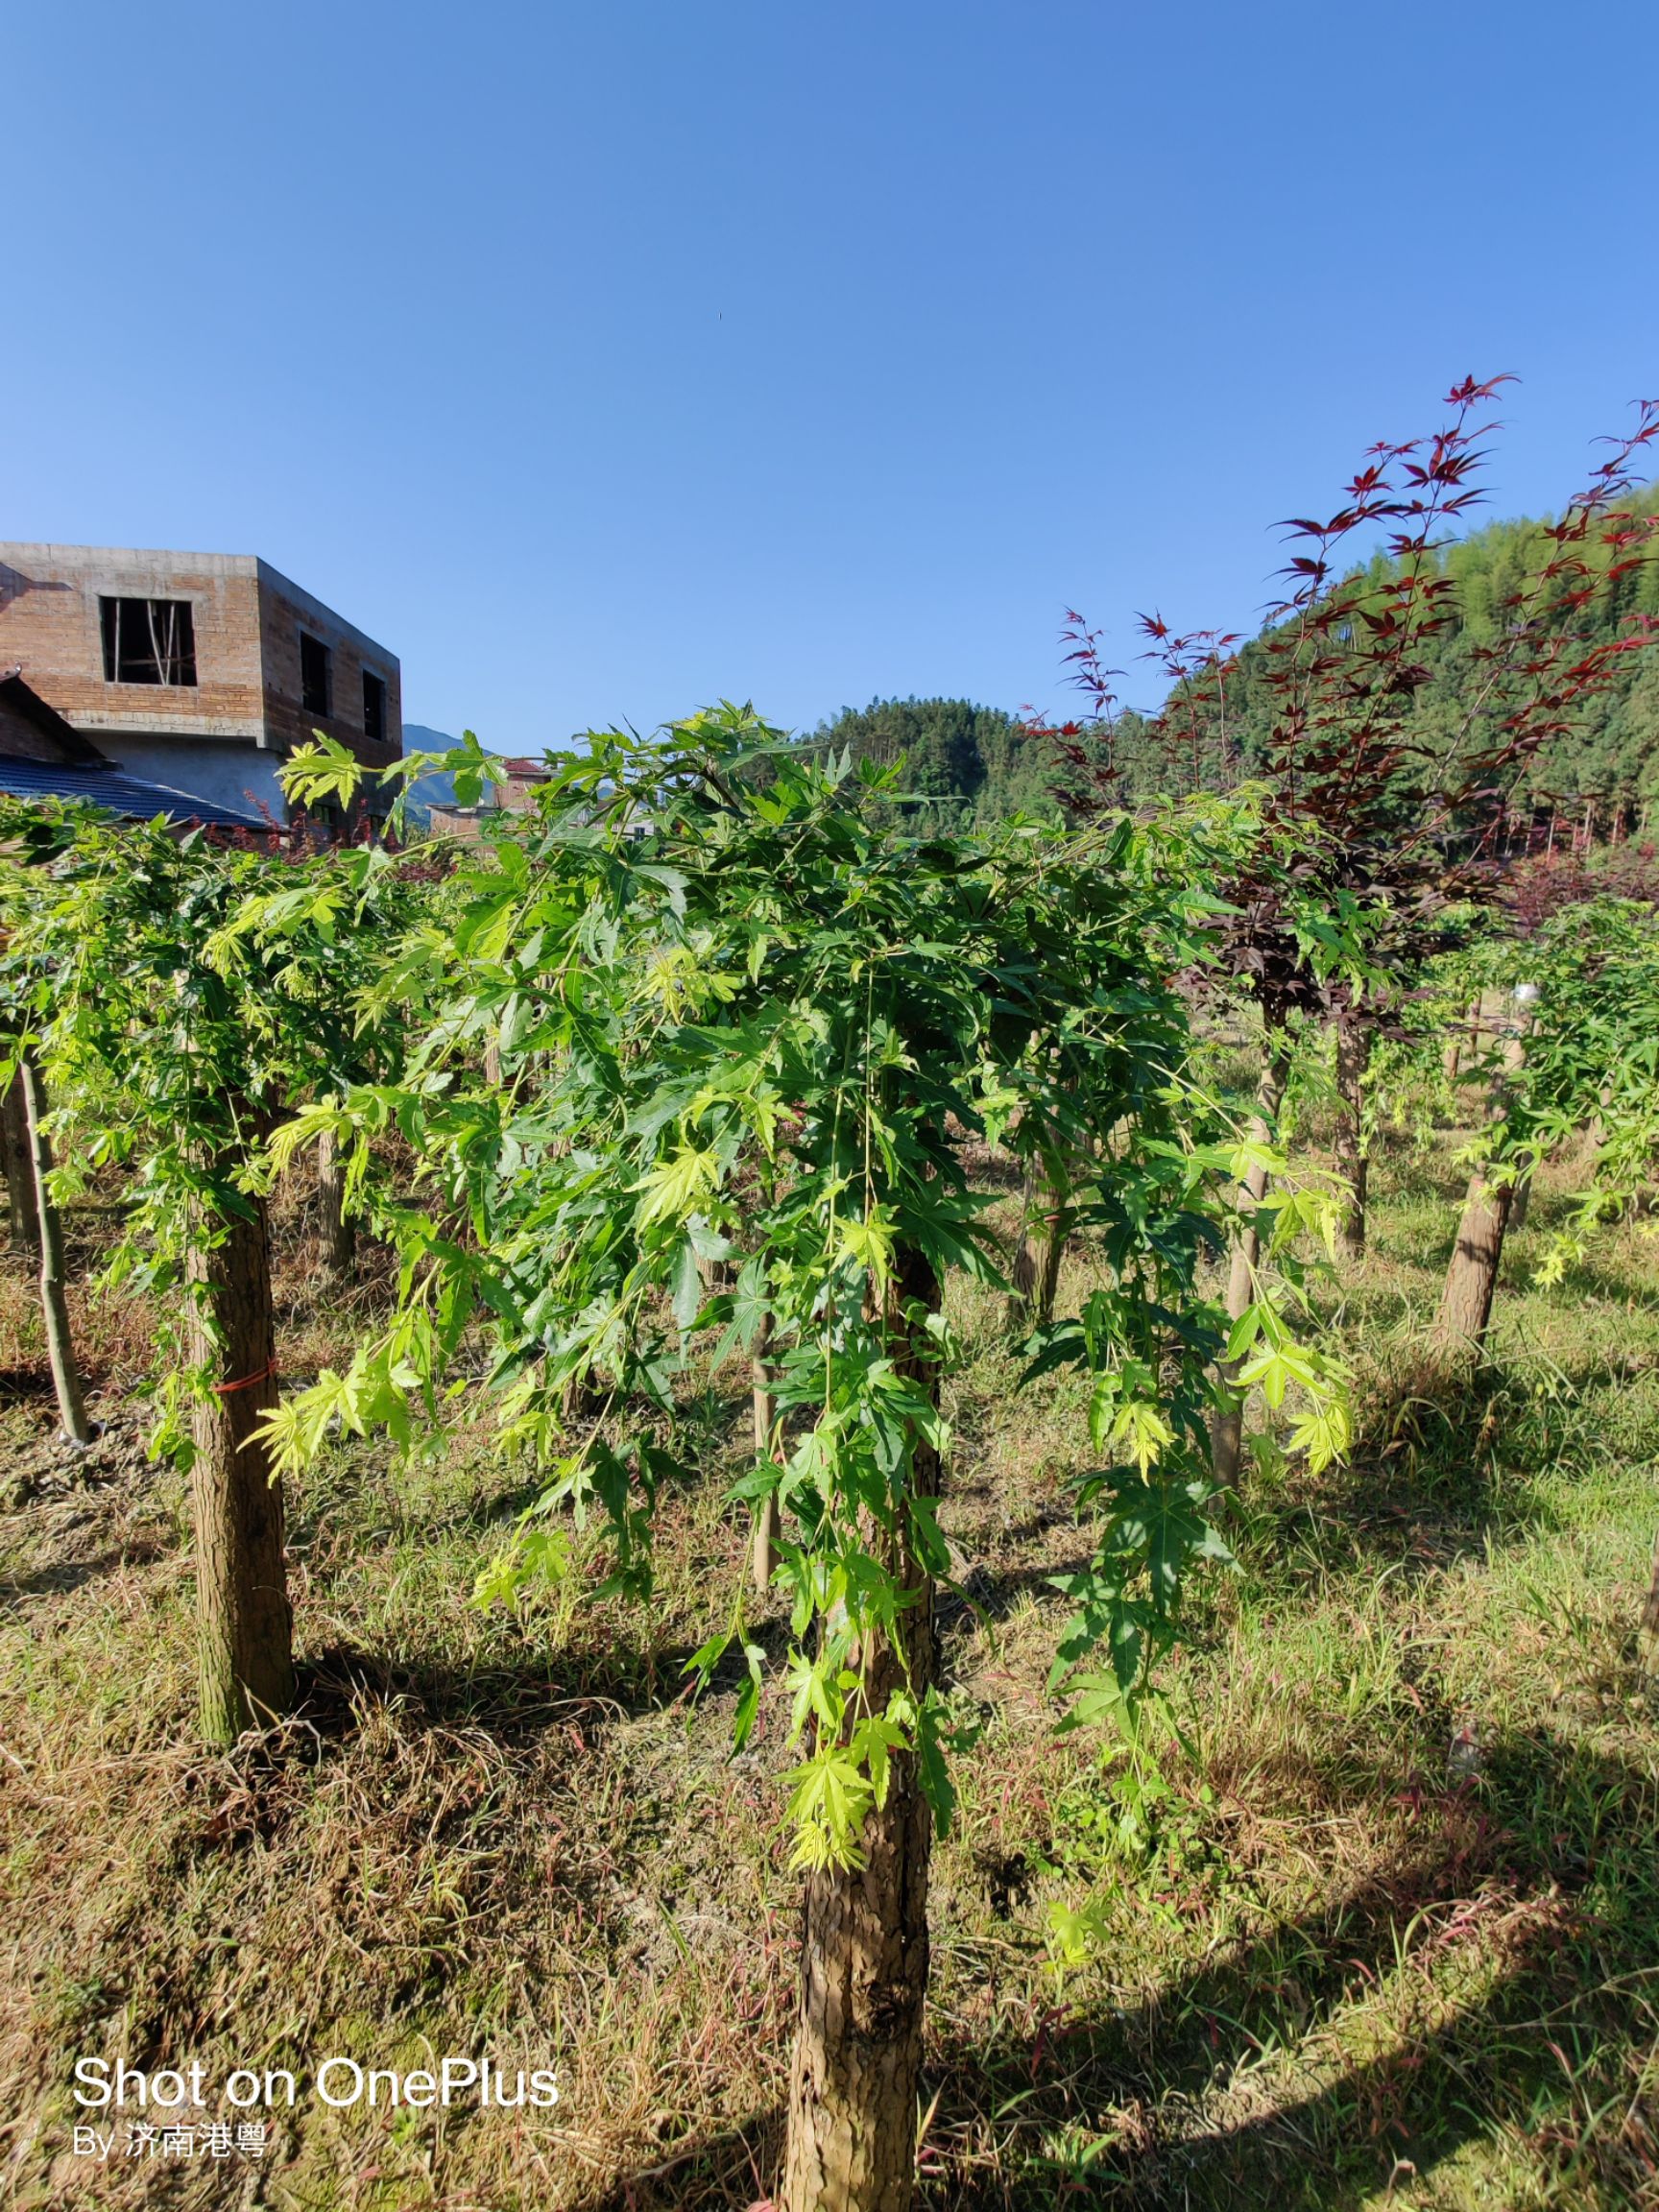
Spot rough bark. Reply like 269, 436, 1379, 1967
1007, 1163, 1068, 1332
1334, 1022, 1371, 1263
1469, 993, 1491, 1073
316, 1126, 356, 1283
1432, 1174, 1513, 1355
1508, 1166, 1532, 1235
1006, 1161, 1041, 1326
1640, 1535, 1659, 1679
1, 1061, 40, 1257
782, 1247, 940, 2212
186, 1184, 295, 1745
1034, 1200, 1068, 1328
1431, 1013, 1528, 1364
752, 1308, 780, 1594
19, 1056, 89, 1445
1211, 1027, 1291, 1489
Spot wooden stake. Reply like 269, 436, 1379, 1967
19, 1055, 90, 1445
751, 1308, 780, 1593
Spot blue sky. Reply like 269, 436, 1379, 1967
8, 2, 1656, 745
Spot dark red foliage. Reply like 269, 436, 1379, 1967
1049, 380, 1659, 1030
1503, 841, 1659, 933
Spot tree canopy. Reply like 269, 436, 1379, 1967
1120, 481, 1659, 822
804, 697, 1061, 826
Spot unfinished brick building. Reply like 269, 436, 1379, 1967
0, 544, 401, 827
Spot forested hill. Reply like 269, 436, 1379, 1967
811, 490, 1659, 832
1109, 482, 1659, 824
1214, 483, 1659, 822
804, 697, 1061, 824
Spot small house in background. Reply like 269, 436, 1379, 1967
0, 668, 268, 832
0, 544, 401, 832
427, 757, 552, 841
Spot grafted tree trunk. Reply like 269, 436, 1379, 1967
1441, 1021, 1464, 1088
1640, 1536, 1659, 1679
1452, 997, 1485, 1085
1469, 993, 1491, 1074
1007, 1160, 1069, 1332
1006, 1160, 1041, 1324
751, 1308, 780, 1593
19, 1056, 89, 1445
1334, 1022, 1371, 1262
1211, 1024, 1291, 1488
315, 1126, 356, 1283
1034, 1197, 1068, 1326
1432, 1174, 1513, 1356
782, 1247, 940, 2212
1508, 1165, 1533, 1234
186, 1184, 294, 1745
1431, 1007, 1529, 1365
1, 1059, 40, 1257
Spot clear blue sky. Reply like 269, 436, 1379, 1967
9, 2, 1656, 745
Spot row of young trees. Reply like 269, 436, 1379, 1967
1032, 379, 1659, 1460
1, 714, 1352, 2207
2, 383, 1656, 2211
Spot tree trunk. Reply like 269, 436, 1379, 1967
1, 1059, 40, 1257
186, 1184, 294, 1745
782, 1247, 940, 2212
1432, 1174, 1513, 1356
316, 1126, 356, 1283
1034, 1199, 1068, 1326
1007, 1162, 1068, 1332
1465, 994, 1491, 1094
1334, 1022, 1371, 1262
752, 1308, 780, 1593
1006, 1160, 1040, 1326
1640, 1534, 1659, 1680
1508, 1166, 1532, 1234
19, 1056, 90, 1445
1431, 1012, 1528, 1364
1211, 1026, 1291, 1488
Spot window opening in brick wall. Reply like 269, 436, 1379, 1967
362, 669, 387, 746
99, 597, 198, 685
301, 633, 332, 718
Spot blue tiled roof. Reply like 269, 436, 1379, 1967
0, 757, 268, 831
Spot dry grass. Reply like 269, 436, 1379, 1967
1, 1133, 1656, 2208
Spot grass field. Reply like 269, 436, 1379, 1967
2, 1101, 1656, 2209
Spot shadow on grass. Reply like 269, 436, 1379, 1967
0, 1363, 63, 1406
287, 1606, 802, 1747
578, 1729, 1659, 2211
1235, 1336, 1659, 1600
1, 1538, 169, 1608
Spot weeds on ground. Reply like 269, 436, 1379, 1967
1, 1146, 1655, 2208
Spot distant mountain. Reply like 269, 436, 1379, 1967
399, 724, 463, 823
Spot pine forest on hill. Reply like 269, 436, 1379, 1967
814, 484, 1659, 836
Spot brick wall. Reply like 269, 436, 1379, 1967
254, 560, 401, 783
0, 545, 402, 818
0, 547, 266, 741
